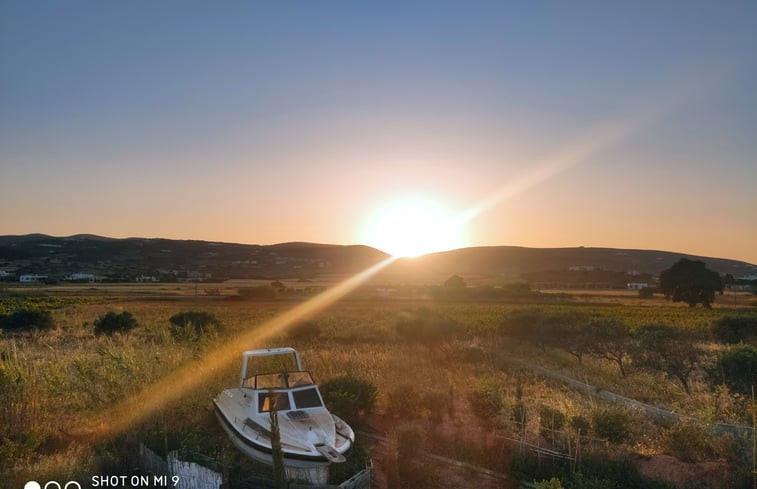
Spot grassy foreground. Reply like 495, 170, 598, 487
1, 285, 755, 488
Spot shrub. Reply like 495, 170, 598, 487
444, 274, 466, 288
535, 478, 564, 489
94, 311, 137, 336
569, 415, 591, 436
0, 309, 55, 332
592, 406, 632, 444
711, 344, 757, 395
538, 405, 566, 438
712, 316, 757, 344
319, 375, 377, 423
665, 421, 715, 463
168, 311, 223, 341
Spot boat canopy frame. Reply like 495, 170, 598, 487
239, 347, 304, 388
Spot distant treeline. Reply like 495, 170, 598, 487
522, 269, 655, 289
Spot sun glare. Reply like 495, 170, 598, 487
360, 196, 467, 257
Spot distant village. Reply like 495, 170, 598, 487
0, 253, 334, 285
0, 240, 336, 284
3, 265, 756, 293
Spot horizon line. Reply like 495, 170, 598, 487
0, 232, 755, 266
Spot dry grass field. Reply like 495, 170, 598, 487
1, 283, 755, 488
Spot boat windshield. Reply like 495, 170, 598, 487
257, 387, 323, 413
292, 387, 322, 409
287, 371, 315, 387
244, 371, 315, 389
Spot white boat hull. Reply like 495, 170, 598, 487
213, 387, 354, 469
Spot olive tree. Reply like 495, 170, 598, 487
632, 323, 700, 395
659, 258, 723, 308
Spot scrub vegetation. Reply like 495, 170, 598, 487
0, 285, 754, 488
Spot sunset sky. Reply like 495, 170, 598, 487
1, 2, 756, 263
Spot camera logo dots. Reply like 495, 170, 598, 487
25, 482, 81, 489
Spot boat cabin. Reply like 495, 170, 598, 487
238, 348, 326, 414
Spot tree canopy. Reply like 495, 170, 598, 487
659, 258, 723, 308
444, 274, 467, 288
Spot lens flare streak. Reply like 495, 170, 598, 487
91, 256, 397, 439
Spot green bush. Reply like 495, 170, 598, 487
712, 316, 757, 344
0, 308, 55, 332
665, 421, 714, 463
94, 311, 137, 336
319, 375, 377, 423
711, 344, 757, 395
535, 478, 564, 489
168, 311, 223, 341
569, 415, 591, 436
592, 406, 632, 444
539, 405, 566, 438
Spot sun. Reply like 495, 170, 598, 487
359, 196, 468, 257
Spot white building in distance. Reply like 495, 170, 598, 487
20, 274, 48, 283
65, 273, 96, 282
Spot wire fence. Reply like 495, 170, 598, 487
500, 356, 755, 437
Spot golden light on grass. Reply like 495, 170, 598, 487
89, 256, 396, 440
359, 196, 468, 257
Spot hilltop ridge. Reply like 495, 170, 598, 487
0, 234, 754, 283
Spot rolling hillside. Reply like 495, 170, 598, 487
0, 235, 754, 283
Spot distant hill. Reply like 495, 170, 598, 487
380, 246, 757, 283
0, 235, 753, 284
0, 234, 389, 282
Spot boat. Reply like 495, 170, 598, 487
213, 347, 355, 468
